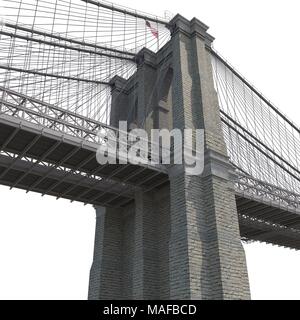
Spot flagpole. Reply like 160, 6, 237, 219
157, 21, 159, 51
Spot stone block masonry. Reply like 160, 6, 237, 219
88, 14, 250, 300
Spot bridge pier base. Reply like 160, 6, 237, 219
88, 207, 123, 300
88, 187, 172, 300
88, 173, 250, 300
168, 158, 250, 300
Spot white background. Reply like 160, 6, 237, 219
1, 0, 300, 299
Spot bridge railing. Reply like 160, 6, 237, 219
0, 85, 111, 143
234, 172, 300, 210
0, 86, 170, 167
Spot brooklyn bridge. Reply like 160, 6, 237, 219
1, 0, 300, 299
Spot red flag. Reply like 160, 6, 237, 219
146, 20, 158, 39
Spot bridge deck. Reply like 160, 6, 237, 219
1, 114, 300, 248
0, 115, 168, 207
237, 195, 300, 250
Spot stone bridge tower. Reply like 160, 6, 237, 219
88, 14, 251, 300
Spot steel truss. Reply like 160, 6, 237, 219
235, 173, 300, 209
0, 86, 115, 143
